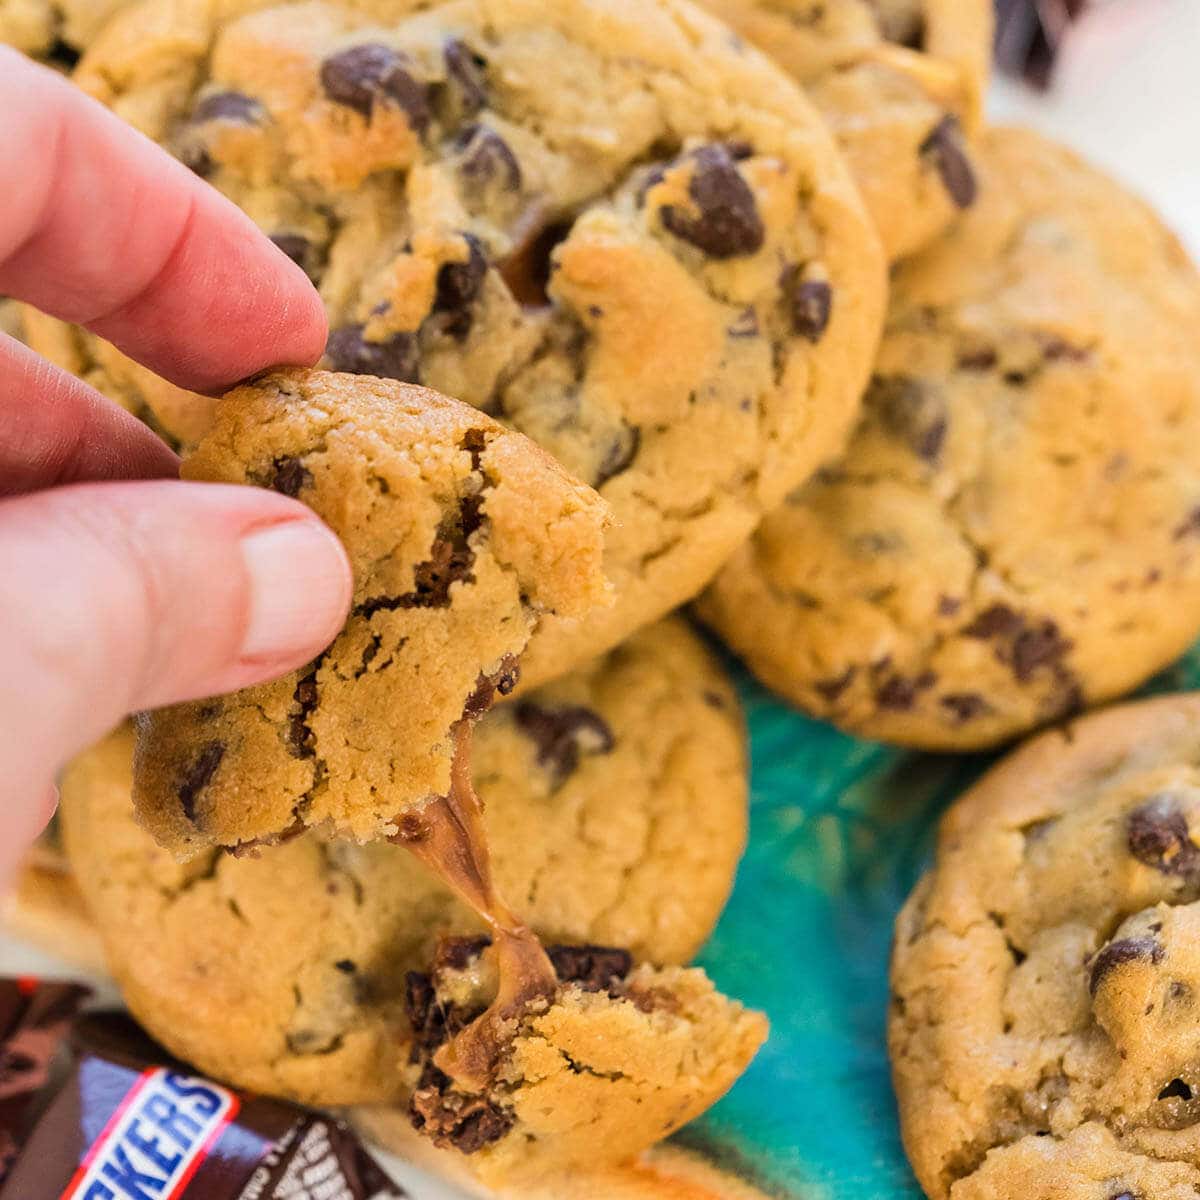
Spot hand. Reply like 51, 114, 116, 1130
0, 50, 352, 882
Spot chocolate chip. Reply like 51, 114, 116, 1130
46, 39, 81, 70
875, 672, 936, 711
334, 959, 356, 974
454, 124, 522, 193
462, 656, 520, 721
1173, 506, 1200, 540
432, 233, 488, 339
1010, 621, 1071, 682
957, 347, 998, 371
1128, 797, 1200, 876
409, 1071, 515, 1154
548, 944, 633, 994
177, 741, 224, 822
269, 233, 323, 283
660, 145, 765, 259
1089, 936, 1164, 994
405, 971, 442, 1052
190, 90, 262, 125
937, 595, 962, 616
594, 425, 641, 487
780, 267, 832, 343
496, 218, 569, 308
1041, 336, 1089, 363
963, 605, 1024, 639
325, 324, 420, 383
514, 704, 616, 785
319, 44, 431, 131
1158, 1078, 1193, 1102
868, 375, 947, 463
940, 693, 988, 723
288, 673, 319, 758
435, 936, 491, 972
268, 455, 312, 498
442, 38, 488, 117
920, 116, 977, 209
814, 666, 856, 703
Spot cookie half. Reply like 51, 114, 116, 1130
890, 694, 1200, 1198
134, 367, 608, 854
699, 126, 1200, 751
37, 0, 886, 688
696, 0, 992, 260
63, 618, 749, 1105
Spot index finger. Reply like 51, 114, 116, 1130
0, 49, 328, 394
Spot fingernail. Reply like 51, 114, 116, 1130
239, 520, 350, 663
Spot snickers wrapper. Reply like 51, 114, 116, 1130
0, 979, 406, 1199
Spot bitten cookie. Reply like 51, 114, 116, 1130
63, 619, 749, 1105
43, 0, 886, 689
699, 127, 1200, 751
696, 0, 992, 260
890, 694, 1200, 1199
135, 368, 609, 855
364, 935, 766, 1187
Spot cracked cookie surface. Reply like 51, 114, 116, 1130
354, 935, 766, 1186
698, 127, 1200, 751
134, 368, 609, 855
63, 618, 748, 1105
890, 695, 1200, 1199
695, 0, 992, 260
42, 0, 886, 689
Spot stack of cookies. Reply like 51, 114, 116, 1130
5, 2, 1200, 1196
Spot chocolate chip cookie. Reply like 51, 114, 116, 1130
48, 0, 886, 689
359, 935, 766, 1186
890, 694, 1200, 1199
135, 368, 609, 856
698, 127, 1200, 751
696, 0, 991, 260
62, 618, 750, 1104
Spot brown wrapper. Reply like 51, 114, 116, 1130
0, 981, 406, 1200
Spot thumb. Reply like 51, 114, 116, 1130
0, 479, 351, 873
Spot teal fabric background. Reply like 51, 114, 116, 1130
675, 634, 1200, 1198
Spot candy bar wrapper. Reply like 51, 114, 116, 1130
0, 982, 406, 1200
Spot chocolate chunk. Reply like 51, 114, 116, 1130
326, 324, 420, 383
1128, 797, 1200, 876
1010, 620, 1071, 682
594, 425, 641, 487
875, 672, 936, 711
432, 233, 488, 339
435, 936, 491, 972
514, 703, 616, 784
660, 145, 765, 259
963, 605, 1024, 639
920, 116, 977, 209
334, 959, 356, 974
940, 692, 988, 723
814, 666, 856, 703
320, 44, 431, 131
462, 656, 520, 721
46, 39, 81, 70
454, 124, 522, 192
269, 455, 312, 498
1089, 936, 1164, 994
497, 218, 569, 308
409, 1068, 514, 1154
270, 233, 323, 282
405, 972, 444, 1053
1158, 1078, 1193, 1102
191, 90, 262, 125
548, 944, 633, 994
442, 39, 488, 117
177, 741, 224, 822
289, 673, 319, 758
1173, 506, 1200, 540
868, 375, 948, 463
781, 267, 833, 343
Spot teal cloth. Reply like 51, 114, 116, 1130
675, 633, 1200, 1198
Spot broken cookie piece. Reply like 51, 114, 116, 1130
359, 936, 766, 1187
134, 368, 609, 857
